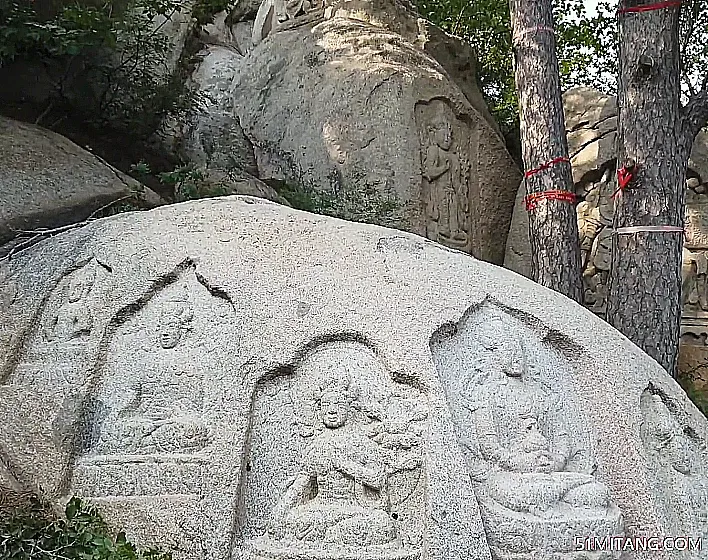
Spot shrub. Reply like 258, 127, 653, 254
0, 495, 171, 560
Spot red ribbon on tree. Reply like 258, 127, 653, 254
525, 190, 577, 211
611, 160, 638, 199
618, 0, 681, 14
523, 155, 575, 211
524, 156, 570, 178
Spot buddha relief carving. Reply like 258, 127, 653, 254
423, 114, 470, 247
683, 250, 708, 315
641, 391, 708, 546
433, 309, 623, 560
244, 342, 426, 560
267, 383, 399, 546
46, 263, 96, 342
460, 324, 611, 518
417, 100, 473, 252
252, 0, 325, 44
93, 291, 210, 455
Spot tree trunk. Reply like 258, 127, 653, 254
606, 0, 688, 376
509, 0, 583, 303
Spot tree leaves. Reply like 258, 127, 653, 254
416, 0, 615, 132
0, 496, 172, 560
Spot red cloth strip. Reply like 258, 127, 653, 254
611, 165, 638, 199
618, 1, 681, 14
524, 156, 570, 178
525, 190, 577, 212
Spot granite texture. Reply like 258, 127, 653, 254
0, 196, 706, 559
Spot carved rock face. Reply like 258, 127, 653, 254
237, 1, 521, 264
1, 197, 706, 560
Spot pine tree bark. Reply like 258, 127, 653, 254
607, 0, 692, 376
509, 0, 583, 303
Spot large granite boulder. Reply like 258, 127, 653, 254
1, 197, 707, 560
158, 43, 287, 203
232, 0, 521, 264
0, 116, 161, 254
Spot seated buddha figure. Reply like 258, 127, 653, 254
95, 296, 209, 455
48, 265, 95, 342
460, 330, 611, 517
265, 384, 398, 547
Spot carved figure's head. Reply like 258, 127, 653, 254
500, 339, 526, 378
67, 265, 96, 303
431, 119, 452, 150
158, 294, 194, 349
319, 385, 351, 429
478, 317, 526, 378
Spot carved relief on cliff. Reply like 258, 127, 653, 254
236, 340, 428, 560
431, 305, 623, 560
252, 0, 326, 44
5, 258, 110, 389
71, 265, 237, 499
640, 387, 708, 550
416, 99, 478, 254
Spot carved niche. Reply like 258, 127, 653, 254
431, 305, 623, 560
640, 387, 708, 549
416, 99, 478, 254
6, 258, 109, 389
70, 266, 238, 559
235, 340, 428, 560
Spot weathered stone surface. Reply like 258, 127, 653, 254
159, 44, 287, 203
235, 0, 521, 264
0, 116, 161, 251
1, 196, 707, 559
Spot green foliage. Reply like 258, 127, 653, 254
0, 0, 193, 137
680, 0, 708, 99
132, 161, 229, 202
273, 177, 402, 227
0, 1, 114, 64
417, 0, 708, 130
0, 496, 171, 560
416, 0, 613, 132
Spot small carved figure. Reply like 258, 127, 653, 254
282, 0, 322, 20
267, 384, 396, 545
460, 332, 610, 517
48, 265, 96, 341
253, 378, 423, 557
252, 0, 324, 44
95, 294, 209, 455
683, 249, 708, 314
157, 294, 194, 349
643, 394, 708, 540
422, 116, 469, 248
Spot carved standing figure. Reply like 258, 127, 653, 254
48, 265, 96, 341
423, 116, 468, 247
683, 249, 708, 313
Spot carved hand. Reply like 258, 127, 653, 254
507, 451, 553, 473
